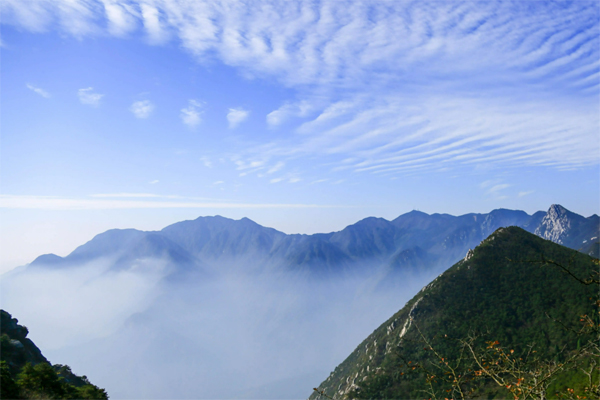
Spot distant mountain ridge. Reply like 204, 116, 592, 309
26, 205, 599, 278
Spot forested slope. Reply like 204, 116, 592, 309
311, 227, 599, 399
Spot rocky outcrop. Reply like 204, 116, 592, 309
534, 204, 599, 249
1, 310, 102, 390
534, 204, 572, 244
1, 310, 48, 374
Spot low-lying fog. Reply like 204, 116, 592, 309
1, 257, 441, 399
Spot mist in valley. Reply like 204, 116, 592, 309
1, 252, 440, 399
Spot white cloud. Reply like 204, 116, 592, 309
140, 3, 168, 44
4, 1, 598, 91
1, 0, 53, 33
78, 87, 103, 106
227, 107, 249, 129
266, 105, 293, 127
180, 99, 204, 127
249, 93, 599, 176
26, 83, 50, 98
2, 0, 98, 37
235, 159, 265, 171
488, 184, 510, 194
100, 0, 138, 36
518, 191, 534, 197
267, 101, 314, 127
267, 162, 285, 174
3, 1, 599, 174
149, 180, 159, 184
130, 100, 154, 118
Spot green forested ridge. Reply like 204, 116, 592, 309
1, 310, 108, 399
311, 227, 599, 399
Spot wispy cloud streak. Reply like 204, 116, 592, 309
3, 0, 598, 176
236, 94, 598, 178
26, 83, 50, 98
6, 1, 596, 89
2, 0, 599, 87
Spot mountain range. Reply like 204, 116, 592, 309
26, 204, 599, 277
2, 204, 598, 399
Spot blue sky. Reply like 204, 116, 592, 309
1, 0, 599, 272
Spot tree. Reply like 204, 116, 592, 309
346, 255, 599, 400
1, 361, 22, 399
406, 258, 599, 399
17, 362, 66, 399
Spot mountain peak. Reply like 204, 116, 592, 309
406, 209, 429, 216
353, 216, 391, 227
310, 227, 598, 400
391, 210, 433, 228
29, 253, 63, 267
239, 216, 260, 225
533, 204, 591, 246
548, 204, 568, 216
193, 214, 229, 222
535, 206, 571, 244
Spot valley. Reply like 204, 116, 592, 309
1, 204, 597, 398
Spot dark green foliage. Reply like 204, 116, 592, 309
579, 240, 599, 258
73, 384, 109, 400
0, 310, 108, 400
1, 361, 22, 399
9, 362, 109, 400
17, 362, 66, 399
53, 365, 92, 388
312, 227, 598, 399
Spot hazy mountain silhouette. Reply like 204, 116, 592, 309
24, 205, 599, 279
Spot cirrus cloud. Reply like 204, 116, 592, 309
3, 1, 597, 91
26, 83, 50, 98
2, 0, 598, 176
